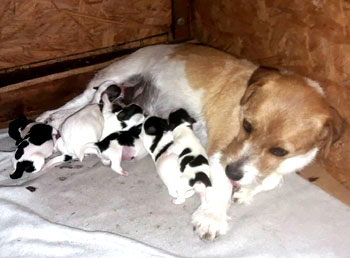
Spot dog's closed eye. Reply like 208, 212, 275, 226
243, 119, 253, 133
269, 147, 289, 157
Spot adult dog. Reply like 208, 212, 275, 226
37, 43, 344, 240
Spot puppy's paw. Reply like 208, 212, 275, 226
233, 187, 254, 205
118, 170, 128, 177
172, 197, 185, 205
191, 205, 229, 240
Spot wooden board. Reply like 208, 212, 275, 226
0, 0, 171, 69
191, 0, 350, 189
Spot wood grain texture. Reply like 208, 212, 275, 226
0, 0, 171, 69
192, 0, 350, 188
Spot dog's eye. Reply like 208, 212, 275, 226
269, 147, 289, 157
243, 119, 252, 133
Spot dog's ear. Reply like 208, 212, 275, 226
247, 66, 279, 87
240, 66, 279, 105
240, 67, 279, 106
318, 106, 346, 158
102, 85, 121, 102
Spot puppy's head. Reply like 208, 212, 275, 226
94, 82, 122, 104
168, 108, 196, 130
117, 104, 144, 130
141, 116, 169, 151
222, 67, 345, 185
8, 114, 32, 144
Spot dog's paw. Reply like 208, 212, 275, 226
233, 187, 254, 205
191, 205, 229, 240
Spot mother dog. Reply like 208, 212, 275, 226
37, 43, 344, 240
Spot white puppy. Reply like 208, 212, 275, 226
44, 88, 122, 169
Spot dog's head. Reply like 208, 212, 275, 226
115, 104, 144, 131
94, 82, 122, 104
141, 116, 169, 152
8, 114, 33, 144
101, 92, 144, 131
221, 67, 345, 185
168, 108, 196, 131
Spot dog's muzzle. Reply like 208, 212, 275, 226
225, 159, 245, 182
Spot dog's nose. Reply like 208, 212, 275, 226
225, 162, 244, 181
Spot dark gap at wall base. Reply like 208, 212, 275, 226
0, 47, 142, 88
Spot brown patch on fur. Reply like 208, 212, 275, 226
172, 44, 257, 155
171, 45, 345, 181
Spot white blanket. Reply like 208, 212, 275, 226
0, 129, 349, 258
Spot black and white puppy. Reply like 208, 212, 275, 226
8, 114, 35, 145
81, 95, 146, 176
8, 115, 57, 179
141, 116, 185, 201
167, 109, 212, 205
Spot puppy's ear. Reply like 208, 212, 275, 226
117, 104, 142, 121
103, 84, 121, 102
240, 66, 279, 105
319, 106, 345, 158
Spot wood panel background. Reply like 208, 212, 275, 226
191, 0, 350, 188
0, 0, 171, 69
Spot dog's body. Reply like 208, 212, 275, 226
166, 109, 212, 205
44, 86, 124, 168
81, 99, 146, 176
44, 103, 105, 168
141, 116, 184, 201
8, 116, 56, 179
37, 43, 344, 239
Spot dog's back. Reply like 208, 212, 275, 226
60, 104, 104, 158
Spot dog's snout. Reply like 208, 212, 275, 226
225, 162, 244, 181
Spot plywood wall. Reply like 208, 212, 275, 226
192, 0, 350, 188
0, 0, 171, 69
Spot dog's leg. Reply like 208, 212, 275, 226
37, 51, 150, 126
234, 172, 283, 205
106, 142, 128, 176
192, 153, 232, 240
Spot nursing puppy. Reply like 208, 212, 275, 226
37, 43, 345, 239
44, 86, 123, 168
141, 116, 185, 201
8, 114, 35, 145
8, 115, 57, 179
81, 96, 146, 176
166, 109, 212, 205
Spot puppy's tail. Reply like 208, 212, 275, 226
79, 142, 101, 161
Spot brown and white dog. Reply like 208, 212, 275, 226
36, 43, 345, 240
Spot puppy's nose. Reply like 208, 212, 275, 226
225, 162, 244, 181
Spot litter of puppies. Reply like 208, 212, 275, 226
7, 84, 211, 205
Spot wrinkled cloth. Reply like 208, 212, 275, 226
0, 129, 349, 258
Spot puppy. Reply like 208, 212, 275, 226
8, 114, 35, 145
166, 108, 212, 205
141, 116, 185, 201
81, 98, 146, 176
37, 43, 345, 239
37, 82, 124, 129
44, 87, 123, 168
8, 115, 57, 179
